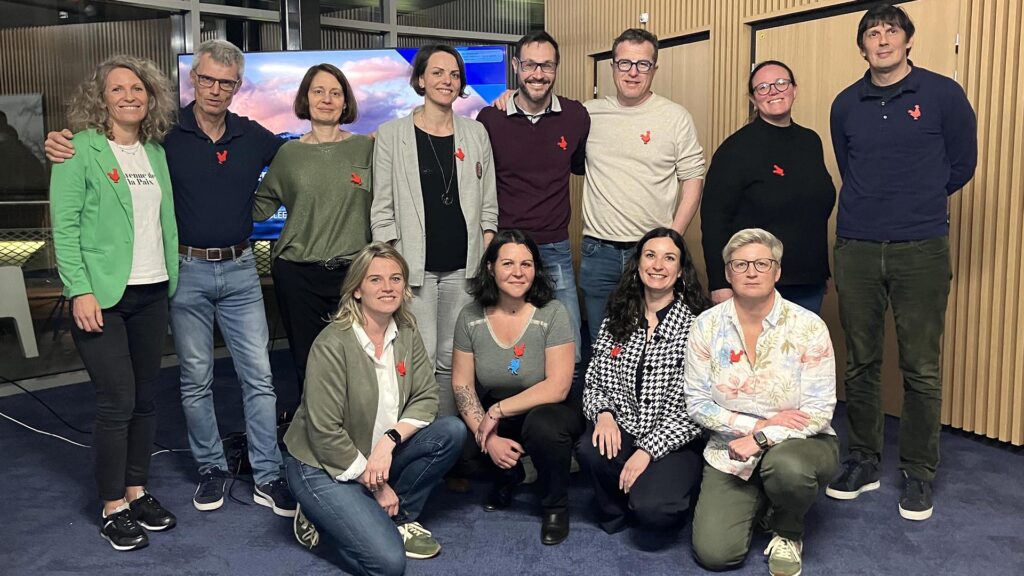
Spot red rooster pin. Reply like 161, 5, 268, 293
350, 173, 363, 186
107, 168, 120, 184
908, 104, 921, 120
216, 150, 228, 165
610, 345, 622, 358
640, 130, 651, 144
455, 148, 465, 161
729, 349, 744, 363
396, 361, 407, 377
772, 164, 785, 177
557, 135, 568, 150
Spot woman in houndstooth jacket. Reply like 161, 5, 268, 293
580, 227, 710, 535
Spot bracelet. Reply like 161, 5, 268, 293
496, 402, 506, 418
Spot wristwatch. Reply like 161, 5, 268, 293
753, 431, 770, 450
384, 428, 403, 446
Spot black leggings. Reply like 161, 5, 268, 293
482, 395, 585, 513
271, 257, 348, 397
72, 283, 168, 501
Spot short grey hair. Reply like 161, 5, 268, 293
192, 39, 245, 79
722, 228, 783, 263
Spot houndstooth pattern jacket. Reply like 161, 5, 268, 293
584, 298, 704, 460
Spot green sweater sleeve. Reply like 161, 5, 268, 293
301, 330, 363, 479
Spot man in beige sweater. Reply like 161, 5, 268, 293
580, 28, 705, 345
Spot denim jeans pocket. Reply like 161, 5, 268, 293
580, 237, 599, 257
910, 236, 949, 256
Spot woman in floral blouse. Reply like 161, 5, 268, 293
684, 228, 838, 576
580, 227, 710, 535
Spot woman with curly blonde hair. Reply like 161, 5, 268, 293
50, 54, 180, 551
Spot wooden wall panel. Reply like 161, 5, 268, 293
547, 0, 1024, 445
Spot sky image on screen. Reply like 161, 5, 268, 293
177, 46, 508, 239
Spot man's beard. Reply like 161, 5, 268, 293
517, 79, 553, 106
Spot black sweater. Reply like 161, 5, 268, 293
700, 117, 836, 291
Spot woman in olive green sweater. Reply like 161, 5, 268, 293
253, 63, 374, 398
283, 242, 466, 575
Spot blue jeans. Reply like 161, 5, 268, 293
538, 239, 582, 363
778, 283, 827, 315
170, 248, 283, 485
579, 236, 636, 346
286, 417, 466, 576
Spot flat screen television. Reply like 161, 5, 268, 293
177, 46, 508, 240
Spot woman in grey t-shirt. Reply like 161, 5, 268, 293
451, 230, 585, 546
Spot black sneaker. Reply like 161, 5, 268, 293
254, 478, 297, 517
100, 508, 149, 551
130, 493, 177, 531
899, 472, 933, 521
193, 469, 226, 511
826, 455, 880, 500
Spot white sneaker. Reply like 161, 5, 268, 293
764, 533, 802, 576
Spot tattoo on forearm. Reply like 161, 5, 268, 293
453, 385, 485, 425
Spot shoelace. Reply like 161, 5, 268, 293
197, 473, 224, 498
108, 509, 141, 532
298, 516, 319, 548
401, 522, 432, 540
764, 535, 801, 563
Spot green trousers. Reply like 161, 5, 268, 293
691, 435, 839, 570
834, 236, 951, 481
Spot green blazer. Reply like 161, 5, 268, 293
50, 129, 178, 308
284, 320, 440, 480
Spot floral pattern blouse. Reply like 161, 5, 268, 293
683, 292, 836, 479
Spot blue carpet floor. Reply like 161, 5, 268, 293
2, 349, 1022, 576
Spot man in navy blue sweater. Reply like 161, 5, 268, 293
825, 4, 976, 522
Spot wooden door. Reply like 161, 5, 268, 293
753, 0, 961, 414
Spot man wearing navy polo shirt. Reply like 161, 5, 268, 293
477, 30, 590, 365
46, 40, 295, 518
824, 4, 977, 522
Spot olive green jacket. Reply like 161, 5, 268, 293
49, 129, 178, 308
284, 321, 439, 479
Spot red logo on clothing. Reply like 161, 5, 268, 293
908, 104, 922, 120
557, 135, 568, 150
513, 343, 526, 358
640, 130, 651, 144
106, 168, 120, 184
396, 361, 406, 377
455, 148, 465, 161
216, 150, 228, 165
729, 350, 744, 363
610, 346, 622, 358
772, 164, 785, 177
350, 173, 362, 186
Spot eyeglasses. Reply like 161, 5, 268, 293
193, 72, 240, 92
613, 59, 655, 73
753, 78, 792, 96
727, 258, 777, 274
516, 58, 557, 74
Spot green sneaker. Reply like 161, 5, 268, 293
764, 534, 802, 576
397, 521, 441, 559
293, 504, 319, 550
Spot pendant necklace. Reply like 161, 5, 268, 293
426, 132, 455, 206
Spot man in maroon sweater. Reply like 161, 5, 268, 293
477, 31, 590, 366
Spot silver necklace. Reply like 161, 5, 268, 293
425, 132, 455, 206
116, 141, 141, 156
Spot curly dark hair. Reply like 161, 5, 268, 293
468, 229, 554, 308
603, 227, 711, 343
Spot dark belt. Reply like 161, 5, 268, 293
319, 255, 352, 270
584, 235, 637, 250
179, 242, 250, 261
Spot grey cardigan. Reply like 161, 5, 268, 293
370, 107, 498, 286
283, 321, 439, 480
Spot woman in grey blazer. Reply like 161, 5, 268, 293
371, 43, 498, 417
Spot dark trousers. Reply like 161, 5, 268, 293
271, 257, 349, 395
482, 395, 585, 513
71, 282, 168, 501
577, 421, 704, 533
834, 236, 951, 481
